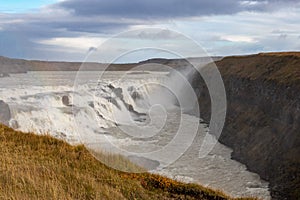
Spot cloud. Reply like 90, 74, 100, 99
0, 0, 299, 61
278, 34, 287, 39
56, 0, 240, 19
220, 35, 257, 43
271, 29, 298, 34
36, 37, 105, 51
55, 0, 299, 19
1, 1, 299, 39
88, 46, 97, 52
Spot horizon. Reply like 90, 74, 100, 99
1, 51, 300, 64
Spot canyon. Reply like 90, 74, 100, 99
0, 52, 299, 199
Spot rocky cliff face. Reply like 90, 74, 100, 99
193, 52, 300, 199
0, 56, 29, 74
0, 100, 11, 126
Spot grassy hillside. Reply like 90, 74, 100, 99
217, 52, 300, 86
0, 124, 256, 200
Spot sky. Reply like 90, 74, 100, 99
0, 0, 299, 62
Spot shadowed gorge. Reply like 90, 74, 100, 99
193, 52, 300, 199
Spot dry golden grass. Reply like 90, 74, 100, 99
258, 52, 300, 57
0, 124, 257, 200
214, 52, 300, 85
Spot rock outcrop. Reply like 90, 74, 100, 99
0, 56, 29, 74
62, 95, 72, 106
193, 52, 300, 199
0, 73, 9, 78
0, 100, 11, 126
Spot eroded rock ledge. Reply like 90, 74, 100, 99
193, 52, 300, 200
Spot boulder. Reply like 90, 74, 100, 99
62, 95, 71, 106
0, 100, 11, 125
0, 73, 10, 78
9, 119, 19, 129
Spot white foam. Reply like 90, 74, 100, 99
0, 71, 271, 199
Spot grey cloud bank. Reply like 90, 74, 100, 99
0, 0, 299, 61
56, 0, 298, 19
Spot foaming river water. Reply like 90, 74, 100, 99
0, 71, 270, 199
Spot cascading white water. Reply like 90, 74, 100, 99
0, 71, 165, 140
0, 71, 270, 199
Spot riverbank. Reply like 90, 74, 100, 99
0, 124, 256, 200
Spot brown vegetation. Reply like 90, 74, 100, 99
216, 52, 300, 86
0, 124, 256, 200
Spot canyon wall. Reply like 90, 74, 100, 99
0, 56, 29, 74
193, 52, 300, 199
